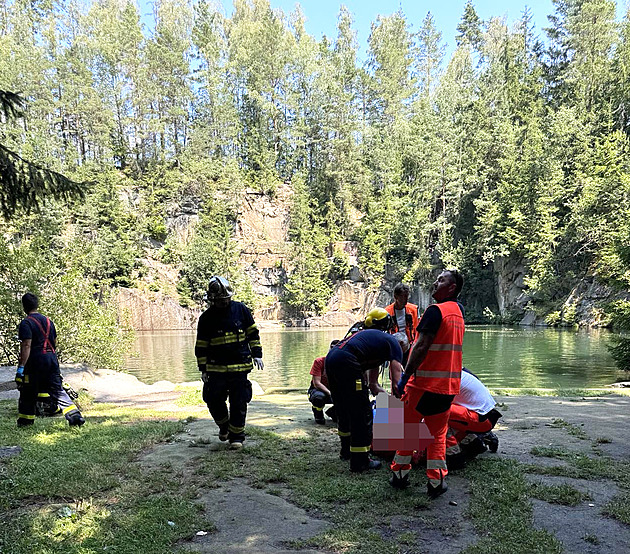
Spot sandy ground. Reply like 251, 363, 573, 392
1, 366, 629, 552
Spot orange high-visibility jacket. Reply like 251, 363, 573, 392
385, 302, 420, 344
412, 301, 464, 395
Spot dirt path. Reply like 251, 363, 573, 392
2, 366, 629, 552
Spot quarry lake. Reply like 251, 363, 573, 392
125, 326, 625, 390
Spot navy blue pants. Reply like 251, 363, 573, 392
202, 372, 252, 442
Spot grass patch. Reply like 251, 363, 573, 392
174, 386, 204, 407
462, 458, 563, 553
0, 400, 209, 554
603, 492, 630, 525
546, 418, 589, 440
528, 482, 592, 506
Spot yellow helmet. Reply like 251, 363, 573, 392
364, 307, 392, 331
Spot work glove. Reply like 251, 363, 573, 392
14, 366, 25, 389
253, 357, 264, 371
396, 373, 410, 398
201, 372, 210, 384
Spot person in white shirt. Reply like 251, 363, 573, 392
445, 368, 502, 466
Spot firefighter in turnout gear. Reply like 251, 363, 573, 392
390, 270, 465, 498
195, 276, 263, 449
325, 308, 404, 472
15, 293, 85, 428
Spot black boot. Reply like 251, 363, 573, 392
478, 431, 499, 453
312, 407, 325, 425
350, 452, 382, 472
325, 406, 337, 423
427, 480, 448, 499
461, 433, 487, 459
339, 435, 351, 460
389, 473, 410, 489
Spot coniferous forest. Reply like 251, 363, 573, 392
1, 0, 630, 371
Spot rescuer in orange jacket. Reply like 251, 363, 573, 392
390, 269, 465, 498
385, 283, 419, 358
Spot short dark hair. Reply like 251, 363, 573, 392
22, 292, 39, 313
329, 339, 340, 349
393, 283, 410, 296
446, 270, 464, 297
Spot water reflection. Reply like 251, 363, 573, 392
125, 326, 622, 389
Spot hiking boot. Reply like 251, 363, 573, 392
339, 449, 351, 461
446, 452, 467, 470
69, 415, 85, 427
314, 416, 326, 425
229, 441, 243, 450
389, 473, 410, 489
218, 427, 229, 441
427, 481, 448, 499
350, 457, 382, 473
461, 434, 487, 459
478, 431, 499, 453
17, 419, 34, 428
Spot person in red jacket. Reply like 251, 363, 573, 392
308, 340, 339, 424
390, 269, 465, 498
385, 283, 419, 360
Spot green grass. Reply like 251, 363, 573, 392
603, 492, 630, 525
174, 385, 204, 407
0, 400, 209, 554
546, 418, 590, 440
461, 458, 563, 554
528, 482, 592, 506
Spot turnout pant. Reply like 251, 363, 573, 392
390, 387, 454, 488
308, 386, 334, 420
326, 349, 373, 469
202, 371, 252, 442
18, 356, 82, 426
446, 404, 498, 456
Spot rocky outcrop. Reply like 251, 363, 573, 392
494, 256, 530, 317
117, 288, 199, 330
561, 276, 630, 327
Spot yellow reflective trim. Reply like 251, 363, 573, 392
337, 430, 351, 437
205, 363, 252, 372
195, 339, 209, 347
245, 324, 258, 335
37, 392, 51, 398
228, 424, 245, 433
350, 446, 370, 453
216, 416, 229, 425
197, 357, 207, 364
312, 406, 324, 411
18, 413, 35, 420
209, 333, 244, 346
62, 405, 77, 415
355, 379, 362, 391
249, 340, 261, 348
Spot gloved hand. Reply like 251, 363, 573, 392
253, 358, 264, 371
15, 366, 25, 389
396, 373, 410, 398
201, 372, 210, 384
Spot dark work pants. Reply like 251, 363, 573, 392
202, 371, 252, 442
326, 349, 373, 468
308, 386, 333, 420
18, 356, 82, 426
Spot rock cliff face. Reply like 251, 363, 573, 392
494, 256, 530, 317
117, 288, 199, 330
561, 276, 630, 327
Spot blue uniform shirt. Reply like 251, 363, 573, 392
334, 329, 403, 371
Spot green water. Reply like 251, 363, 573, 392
125, 326, 624, 389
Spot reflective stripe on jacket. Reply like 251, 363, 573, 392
385, 302, 419, 344
413, 301, 464, 395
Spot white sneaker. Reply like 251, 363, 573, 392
229, 441, 243, 450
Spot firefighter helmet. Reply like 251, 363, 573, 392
364, 307, 392, 331
207, 276, 234, 302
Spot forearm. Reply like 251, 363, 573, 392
403, 333, 434, 376
18, 342, 30, 367
313, 377, 331, 396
